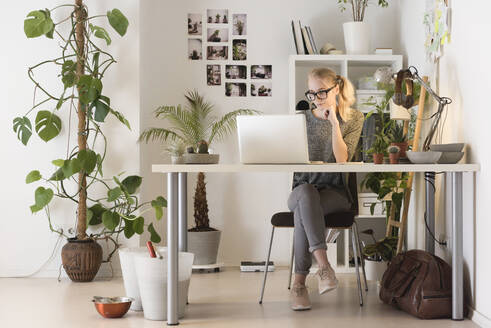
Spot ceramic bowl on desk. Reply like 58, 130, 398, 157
406, 151, 442, 164
429, 143, 465, 152
436, 151, 464, 164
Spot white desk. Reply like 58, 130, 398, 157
152, 163, 480, 325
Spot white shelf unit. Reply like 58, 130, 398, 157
288, 54, 403, 273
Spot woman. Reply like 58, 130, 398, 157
288, 68, 364, 310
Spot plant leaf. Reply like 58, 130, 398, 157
121, 176, 142, 194
91, 97, 110, 122
151, 196, 167, 220
123, 219, 135, 238
78, 75, 103, 105
107, 187, 122, 202
24, 10, 54, 38
102, 211, 120, 230
109, 108, 131, 129
89, 24, 111, 45
61, 60, 76, 89
148, 223, 161, 243
77, 149, 97, 174
30, 187, 53, 213
133, 216, 144, 234
49, 168, 65, 181
107, 9, 129, 36
13, 116, 33, 145
88, 204, 105, 225
35, 111, 62, 142
26, 170, 41, 184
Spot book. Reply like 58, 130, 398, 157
306, 26, 318, 54
302, 27, 314, 54
292, 20, 304, 54
291, 21, 300, 54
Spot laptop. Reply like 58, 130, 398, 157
237, 115, 310, 164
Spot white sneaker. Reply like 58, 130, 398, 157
316, 264, 338, 295
290, 283, 311, 311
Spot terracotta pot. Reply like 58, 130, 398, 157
389, 152, 400, 164
391, 142, 408, 158
61, 238, 102, 282
373, 153, 384, 164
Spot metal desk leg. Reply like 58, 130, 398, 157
178, 173, 188, 252
425, 172, 436, 254
452, 172, 464, 321
167, 172, 179, 325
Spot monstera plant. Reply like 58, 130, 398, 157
14, 1, 166, 282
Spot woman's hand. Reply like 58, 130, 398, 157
316, 105, 339, 127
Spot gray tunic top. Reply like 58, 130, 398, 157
292, 108, 364, 194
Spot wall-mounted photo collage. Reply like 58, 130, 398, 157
187, 9, 272, 97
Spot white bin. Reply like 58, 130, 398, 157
134, 250, 194, 321
119, 247, 165, 311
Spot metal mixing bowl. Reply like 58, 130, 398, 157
92, 296, 133, 318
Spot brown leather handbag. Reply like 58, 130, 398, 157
379, 249, 463, 319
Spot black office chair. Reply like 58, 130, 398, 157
259, 172, 368, 306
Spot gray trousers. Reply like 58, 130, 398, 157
287, 183, 351, 275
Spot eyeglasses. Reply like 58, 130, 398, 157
304, 85, 336, 101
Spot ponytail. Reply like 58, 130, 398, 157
335, 75, 355, 122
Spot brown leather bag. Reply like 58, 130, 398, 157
379, 249, 462, 319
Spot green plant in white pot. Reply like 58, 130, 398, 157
360, 229, 397, 282
139, 90, 260, 264
337, 0, 389, 54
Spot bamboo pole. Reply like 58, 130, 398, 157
75, 0, 88, 240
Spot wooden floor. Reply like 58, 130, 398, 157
0, 267, 479, 328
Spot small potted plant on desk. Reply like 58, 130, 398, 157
388, 145, 400, 164
364, 96, 393, 164
389, 122, 408, 159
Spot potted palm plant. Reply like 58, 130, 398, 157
15, 1, 166, 282
139, 90, 260, 264
337, 0, 389, 54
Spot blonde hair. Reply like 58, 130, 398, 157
308, 68, 355, 122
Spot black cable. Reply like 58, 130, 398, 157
423, 172, 447, 246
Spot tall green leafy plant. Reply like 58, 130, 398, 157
14, 1, 165, 261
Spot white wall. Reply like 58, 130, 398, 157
398, 0, 491, 324
140, 0, 401, 266
1, 0, 140, 278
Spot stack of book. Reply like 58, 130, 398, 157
291, 20, 318, 55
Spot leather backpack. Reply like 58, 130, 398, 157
379, 249, 464, 319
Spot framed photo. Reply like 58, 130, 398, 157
207, 28, 229, 43
232, 39, 247, 61
207, 46, 228, 60
207, 65, 221, 86
207, 9, 229, 24
251, 65, 272, 79
251, 82, 272, 97
233, 14, 247, 36
225, 65, 247, 79
188, 39, 202, 60
188, 14, 202, 35
225, 82, 247, 97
